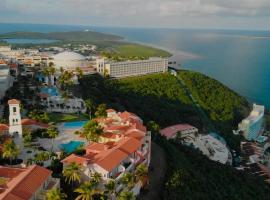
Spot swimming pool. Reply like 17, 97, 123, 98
40, 87, 59, 96
60, 141, 84, 153
62, 121, 88, 129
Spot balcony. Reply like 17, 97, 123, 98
35, 178, 60, 200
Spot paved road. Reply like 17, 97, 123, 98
139, 142, 167, 200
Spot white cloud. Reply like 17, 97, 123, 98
1, 0, 270, 28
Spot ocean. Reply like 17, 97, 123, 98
1, 23, 270, 107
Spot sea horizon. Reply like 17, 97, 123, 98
1, 23, 270, 108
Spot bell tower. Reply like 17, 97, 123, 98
8, 99, 22, 137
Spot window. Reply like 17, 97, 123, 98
13, 107, 16, 113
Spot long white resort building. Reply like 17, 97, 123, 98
96, 57, 168, 78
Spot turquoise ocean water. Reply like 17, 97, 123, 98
1, 23, 270, 107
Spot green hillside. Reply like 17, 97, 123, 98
158, 137, 270, 200
0, 31, 123, 42
76, 71, 269, 199
78, 71, 249, 149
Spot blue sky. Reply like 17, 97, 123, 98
1, 0, 270, 30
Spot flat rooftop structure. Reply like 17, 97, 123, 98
108, 57, 167, 64
160, 124, 198, 139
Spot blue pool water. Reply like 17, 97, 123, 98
40, 87, 59, 96
60, 141, 84, 153
62, 121, 88, 129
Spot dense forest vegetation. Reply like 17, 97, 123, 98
179, 71, 250, 150
157, 137, 270, 200
78, 71, 249, 150
77, 71, 267, 199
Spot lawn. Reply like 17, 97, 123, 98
115, 44, 172, 58
48, 113, 88, 123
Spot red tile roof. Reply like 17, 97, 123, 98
21, 119, 49, 128
106, 109, 116, 113
62, 137, 142, 172
0, 124, 9, 132
0, 165, 52, 200
8, 63, 17, 69
8, 99, 20, 105
160, 124, 197, 139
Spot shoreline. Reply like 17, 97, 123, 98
123, 39, 201, 62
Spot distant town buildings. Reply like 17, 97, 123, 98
0, 165, 59, 200
96, 57, 168, 78
0, 63, 13, 99
238, 104, 265, 141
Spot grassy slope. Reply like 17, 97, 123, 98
112, 43, 171, 58
48, 113, 87, 123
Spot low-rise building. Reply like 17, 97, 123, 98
0, 165, 59, 200
96, 57, 168, 78
160, 124, 198, 140
61, 109, 151, 195
0, 64, 13, 99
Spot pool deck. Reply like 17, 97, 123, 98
38, 125, 87, 152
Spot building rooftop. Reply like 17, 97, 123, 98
53, 51, 85, 61
0, 165, 52, 200
160, 124, 197, 139
7, 99, 20, 105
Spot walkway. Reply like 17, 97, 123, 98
176, 74, 217, 133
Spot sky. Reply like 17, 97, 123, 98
1, 0, 270, 30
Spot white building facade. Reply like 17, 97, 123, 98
238, 104, 265, 141
8, 99, 22, 137
97, 57, 168, 78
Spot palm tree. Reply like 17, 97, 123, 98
47, 125, 59, 152
120, 172, 134, 190
94, 104, 107, 118
117, 191, 135, 200
105, 180, 116, 200
58, 70, 74, 90
76, 67, 83, 79
90, 172, 102, 186
63, 162, 81, 188
75, 181, 96, 200
85, 99, 95, 120
23, 127, 32, 148
34, 151, 50, 164
46, 188, 67, 200
83, 120, 103, 142
135, 163, 148, 182
146, 121, 160, 140
2, 140, 20, 165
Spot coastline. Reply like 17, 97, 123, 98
125, 39, 201, 62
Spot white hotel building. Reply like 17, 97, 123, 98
96, 57, 168, 78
